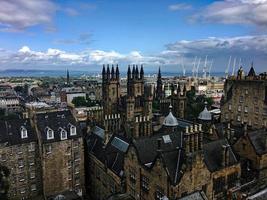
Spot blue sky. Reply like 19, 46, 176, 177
0, 0, 266, 73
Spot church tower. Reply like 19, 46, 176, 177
102, 64, 121, 115
66, 69, 70, 86
171, 84, 187, 119
126, 65, 153, 138
156, 67, 164, 100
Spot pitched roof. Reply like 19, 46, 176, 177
86, 131, 130, 177
203, 139, 238, 172
248, 66, 256, 77
36, 110, 81, 143
0, 118, 36, 146
177, 191, 208, 200
247, 129, 267, 156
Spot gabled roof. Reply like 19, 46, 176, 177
86, 131, 130, 177
247, 129, 267, 156
0, 118, 36, 146
36, 110, 81, 143
248, 66, 256, 77
203, 139, 238, 172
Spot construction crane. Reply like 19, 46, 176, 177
232, 57, 236, 76
225, 56, 231, 78
208, 59, 213, 78
196, 57, 201, 78
192, 56, 197, 78
203, 55, 208, 79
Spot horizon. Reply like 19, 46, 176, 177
0, 0, 267, 72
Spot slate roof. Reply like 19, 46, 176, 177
248, 66, 256, 77
86, 130, 130, 177
0, 118, 36, 146
133, 131, 184, 185
36, 110, 81, 143
177, 191, 208, 200
203, 139, 238, 172
247, 129, 267, 156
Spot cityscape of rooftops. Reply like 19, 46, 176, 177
0, 1, 267, 200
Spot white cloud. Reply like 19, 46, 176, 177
0, 0, 57, 32
169, 3, 192, 11
1, 35, 267, 72
195, 0, 267, 28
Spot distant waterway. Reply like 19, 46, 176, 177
0, 69, 226, 78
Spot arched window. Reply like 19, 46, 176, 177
47, 128, 54, 140
70, 126, 76, 136
61, 129, 67, 140
21, 127, 28, 139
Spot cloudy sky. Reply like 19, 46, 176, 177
0, 0, 266, 73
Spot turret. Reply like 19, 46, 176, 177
140, 65, 144, 79
111, 65, 115, 79
116, 64, 120, 80
135, 65, 139, 79
107, 64, 110, 80
127, 65, 131, 80
132, 65, 136, 80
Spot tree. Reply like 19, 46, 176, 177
72, 96, 88, 107
186, 89, 214, 120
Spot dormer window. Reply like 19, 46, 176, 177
21, 126, 28, 139
47, 128, 54, 140
70, 125, 76, 136
60, 129, 67, 140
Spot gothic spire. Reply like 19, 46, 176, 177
135, 65, 139, 79
111, 65, 115, 79
127, 65, 131, 80
107, 64, 110, 80
140, 64, 144, 79
116, 64, 119, 79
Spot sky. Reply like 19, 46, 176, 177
0, 0, 267, 73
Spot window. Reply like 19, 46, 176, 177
244, 106, 248, 113
74, 151, 80, 161
70, 126, 76, 136
239, 96, 244, 103
74, 165, 79, 174
129, 167, 136, 184
254, 97, 258, 104
155, 186, 164, 200
45, 144, 52, 154
21, 127, 28, 139
47, 129, 54, 140
228, 104, 232, 111
141, 175, 149, 192
225, 113, 229, 120
31, 184, 37, 191
60, 129, 67, 140
238, 105, 242, 112
1, 153, 6, 161
28, 142, 35, 152
255, 106, 259, 113
227, 172, 238, 188
18, 159, 24, 168
20, 187, 26, 194
237, 115, 241, 122
30, 171, 35, 179
245, 89, 248, 95
213, 177, 225, 194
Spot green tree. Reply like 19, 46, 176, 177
72, 96, 88, 107
186, 88, 214, 120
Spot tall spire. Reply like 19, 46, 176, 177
132, 65, 136, 80
135, 65, 139, 79
140, 64, 144, 79
102, 64, 106, 80
111, 65, 115, 79
116, 64, 119, 79
158, 67, 161, 79
107, 64, 110, 80
127, 65, 131, 80
67, 69, 70, 86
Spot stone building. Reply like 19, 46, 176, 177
102, 64, 153, 138
221, 66, 267, 129
33, 110, 85, 197
124, 108, 240, 200
85, 126, 130, 200
234, 128, 267, 183
0, 118, 42, 199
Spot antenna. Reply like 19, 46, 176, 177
232, 57, 236, 76
225, 55, 231, 78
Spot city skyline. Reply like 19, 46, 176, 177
0, 0, 267, 72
